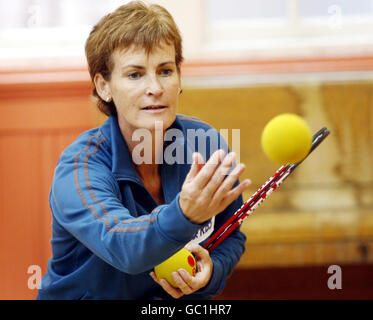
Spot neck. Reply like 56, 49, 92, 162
118, 117, 164, 177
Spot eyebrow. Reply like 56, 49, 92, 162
121, 61, 176, 71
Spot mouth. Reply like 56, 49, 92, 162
142, 105, 168, 110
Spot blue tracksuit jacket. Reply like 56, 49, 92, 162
37, 114, 246, 300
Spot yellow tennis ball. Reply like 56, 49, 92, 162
261, 113, 312, 165
154, 248, 197, 288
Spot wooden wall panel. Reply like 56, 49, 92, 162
0, 78, 94, 299
179, 83, 373, 269
178, 83, 373, 212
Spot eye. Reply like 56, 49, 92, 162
160, 68, 173, 77
128, 72, 142, 80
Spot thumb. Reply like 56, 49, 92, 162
185, 244, 212, 282
185, 243, 209, 261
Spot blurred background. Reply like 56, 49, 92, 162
1, 0, 373, 299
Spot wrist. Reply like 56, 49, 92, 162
178, 195, 199, 224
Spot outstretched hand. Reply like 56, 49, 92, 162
149, 243, 213, 299
179, 150, 251, 224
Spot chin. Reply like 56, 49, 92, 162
141, 113, 176, 131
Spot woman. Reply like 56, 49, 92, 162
37, 1, 251, 300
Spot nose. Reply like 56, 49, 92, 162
145, 75, 163, 97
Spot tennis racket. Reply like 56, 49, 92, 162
203, 127, 330, 252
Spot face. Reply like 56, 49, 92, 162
96, 42, 181, 136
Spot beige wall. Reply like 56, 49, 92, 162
178, 81, 373, 267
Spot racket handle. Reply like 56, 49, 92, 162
206, 219, 240, 252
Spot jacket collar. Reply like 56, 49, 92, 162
100, 115, 185, 194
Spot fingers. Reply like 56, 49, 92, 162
180, 149, 250, 224
149, 269, 195, 298
172, 269, 196, 295
220, 178, 251, 209
184, 152, 205, 183
192, 150, 247, 202
149, 271, 184, 299
194, 152, 205, 171
184, 242, 200, 253
200, 151, 237, 199
184, 244, 213, 287
150, 269, 195, 297
212, 161, 251, 205
192, 149, 225, 189
185, 243, 209, 261
150, 261, 210, 298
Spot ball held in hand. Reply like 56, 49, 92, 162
154, 248, 197, 288
261, 113, 312, 165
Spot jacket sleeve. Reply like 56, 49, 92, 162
50, 144, 206, 275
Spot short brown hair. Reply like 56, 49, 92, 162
85, 1, 184, 116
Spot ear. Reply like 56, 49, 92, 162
177, 72, 182, 94
94, 73, 112, 102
